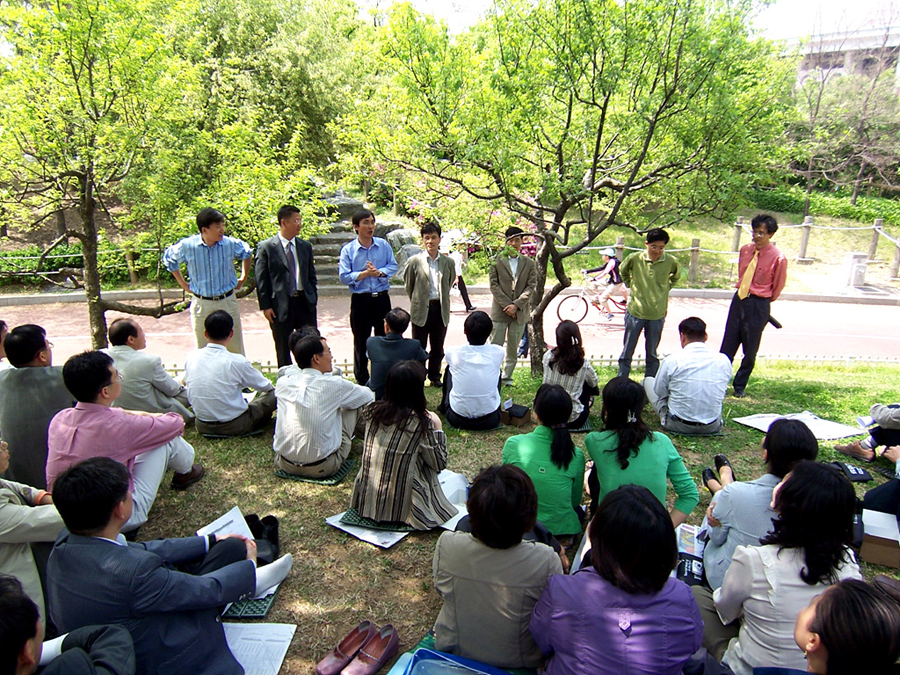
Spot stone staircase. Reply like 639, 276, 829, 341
308, 222, 354, 287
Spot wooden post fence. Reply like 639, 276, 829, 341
732, 217, 743, 251
615, 236, 625, 262
892, 245, 900, 279
125, 251, 138, 284
869, 219, 883, 261
689, 238, 700, 283
797, 215, 814, 263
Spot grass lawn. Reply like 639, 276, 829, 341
142, 360, 900, 674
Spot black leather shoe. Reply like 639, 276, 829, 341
714, 454, 736, 482
701, 467, 717, 492
732, 388, 746, 398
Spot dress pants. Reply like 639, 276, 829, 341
350, 292, 391, 386
194, 390, 277, 437
720, 293, 770, 391
864, 479, 900, 517
274, 408, 358, 478
125, 436, 196, 532
456, 277, 474, 311
270, 294, 317, 367
412, 301, 447, 382
490, 319, 525, 381
691, 584, 740, 662
439, 371, 501, 430
618, 311, 664, 378
643, 377, 723, 435
190, 292, 244, 355
870, 426, 900, 448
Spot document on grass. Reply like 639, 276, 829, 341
223, 623, 295, 675
733, 411, 863, 440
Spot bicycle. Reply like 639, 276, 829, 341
556, 273, 628, 324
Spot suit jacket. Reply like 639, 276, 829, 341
488, 255, 537, 325
48, 533, 256, 675
256, 234, 317, 322
404, 252, 455, 327
102, 346, 192, 421
39, 625, 136, 675
0, 367, 74, 490
366, 333, 428, 399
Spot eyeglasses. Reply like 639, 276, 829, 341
106, 371, 124, 387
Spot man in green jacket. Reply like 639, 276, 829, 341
618, 229, 681, 378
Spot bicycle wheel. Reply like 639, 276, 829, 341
557, 295, 589, 323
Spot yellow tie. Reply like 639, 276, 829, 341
738, 250, 759, 300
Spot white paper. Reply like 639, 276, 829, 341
858, 416, 875, 428
326, 512, 411, 548
223, 623, 296, 675
732, 411, 863, 440
863, 509, 900, 542
196, 506, 255, 541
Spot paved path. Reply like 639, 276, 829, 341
2, 290, 898, 370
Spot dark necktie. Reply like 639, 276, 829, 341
285, 241, 297, 295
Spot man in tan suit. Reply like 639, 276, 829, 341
405, 222, 456, 386
489, 226, 537, 385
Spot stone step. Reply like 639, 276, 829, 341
313, 255, 340, 266
313, 244, 345, 257
325, 221, 353, 233
308, 231, 356, 246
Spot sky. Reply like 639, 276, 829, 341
356, 0, 900, 39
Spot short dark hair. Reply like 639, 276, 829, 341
288, 326, 321, 362
678, 317, 706, 341
590, 484, 677, 595
351, 209, 375, 227
4, 325, 48, 367
763, 418, 819, 478
62, 351, 115, 403
463, 311, 493, 345
420, 222, 441, 237
293, 336, 326, 369
53, 457, 131, 535
204, 310, 234, 341
467, 465, 537, 549
645, 228, 669, 245
277, 205, 300, 225
751, 213, 778, 235
0, 574, 39, 674
108, 318, 139, 346
384, 308, 411, 334
196, 207, 225, 232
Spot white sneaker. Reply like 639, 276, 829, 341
606, 313, 614, 321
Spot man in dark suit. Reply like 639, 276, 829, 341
46, 458, 277, 675
0, 573, 135, 675
366, 308, 428, 399
256, 204, 318, 367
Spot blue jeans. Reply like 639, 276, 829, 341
618, 311, 664, 378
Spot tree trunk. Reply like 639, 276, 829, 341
55, 209, 67, 239
79, 174, 109, 349
851, 162, 866, 206
804, 158, 814, 217
529, 246, 551, 376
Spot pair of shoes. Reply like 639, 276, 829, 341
834, 439, 875, 463
171, 463, 205, 490
606, 313, 614, 321
316, 622, 399, 675
732, 388, 746, 398
701, 467, 717, 492
466, 306, 477, 312
714, 454, 737, 482
875, 575, 900, 605
501, 378, 513, 387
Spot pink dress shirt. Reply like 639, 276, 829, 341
46, 403, 185, 488
734, 243, 787, 300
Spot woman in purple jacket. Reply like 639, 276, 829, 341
529, 484, 702, 675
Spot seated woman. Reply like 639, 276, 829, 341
502, 384, 586, 539
432, 465, 563, 669
350, 360, 456, 530
712, 461, 861, 675
542, 321, 599, 429
755, 579, 900, 675
530, 484, 702, 675
584, 376, 698, 524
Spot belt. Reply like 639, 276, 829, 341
193, 289, 234, 301
670, 414, 708, 427
429, 299, 441, 306
278, 453, 332, 468
353, 290, 389, 298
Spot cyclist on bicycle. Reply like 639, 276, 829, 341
585, 248, 627, 320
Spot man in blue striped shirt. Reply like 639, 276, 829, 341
163, 208, 253, 354
338, 209, 398, 385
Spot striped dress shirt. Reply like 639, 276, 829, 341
163, 234, 252, 297
654, 342, 733, 424
541, 350, 599, 422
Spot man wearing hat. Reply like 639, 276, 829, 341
488, 226, 537, 385
585, 248, 626, 321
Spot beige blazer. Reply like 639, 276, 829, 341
489, 255, 537, 325
404, 252, 455, 327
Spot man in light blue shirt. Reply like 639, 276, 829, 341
163, 208, 252, 354
338, 209, 398, 385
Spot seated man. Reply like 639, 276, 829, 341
103, 319, 193, 423
836, 402, 900, 462
366, 308, 427, 400
643, 317, 733, 435
441, 311, 504, 430
693, 418, 818, 660
0, 325, 74, 489
273, 336, 374, 478
47, 458, 292, 675
46, 351, 203, 532
0, 573, 136, 675
184, 310, 276, 436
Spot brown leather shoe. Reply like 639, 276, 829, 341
834, 440, 875, 463
171, 463, 205, 490
316, 621, 377, 675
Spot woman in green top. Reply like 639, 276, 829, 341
585, 376, 698, 525
502, 384, 586, 537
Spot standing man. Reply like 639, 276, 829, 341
338, 209, 398, 386
618, 228, 680, 379
489, 226, 537, 386
256, 205, 318, 367
719, 214, 787, 398
405, 222, 456, 387
163, 208, 252, 355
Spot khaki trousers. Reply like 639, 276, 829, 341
190, 292, 244, 355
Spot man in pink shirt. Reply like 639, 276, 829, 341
46, 351, 204, 531
719, 214, 788, 397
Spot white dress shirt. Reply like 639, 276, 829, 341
509, 256, 518, 278
445, 344, 504, 418
277, 233, 303, 291
654, 342, 733, 424
184, 344, 274, 423
273, 367, 374, 464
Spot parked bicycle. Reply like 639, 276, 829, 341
556, 271, 628, 324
